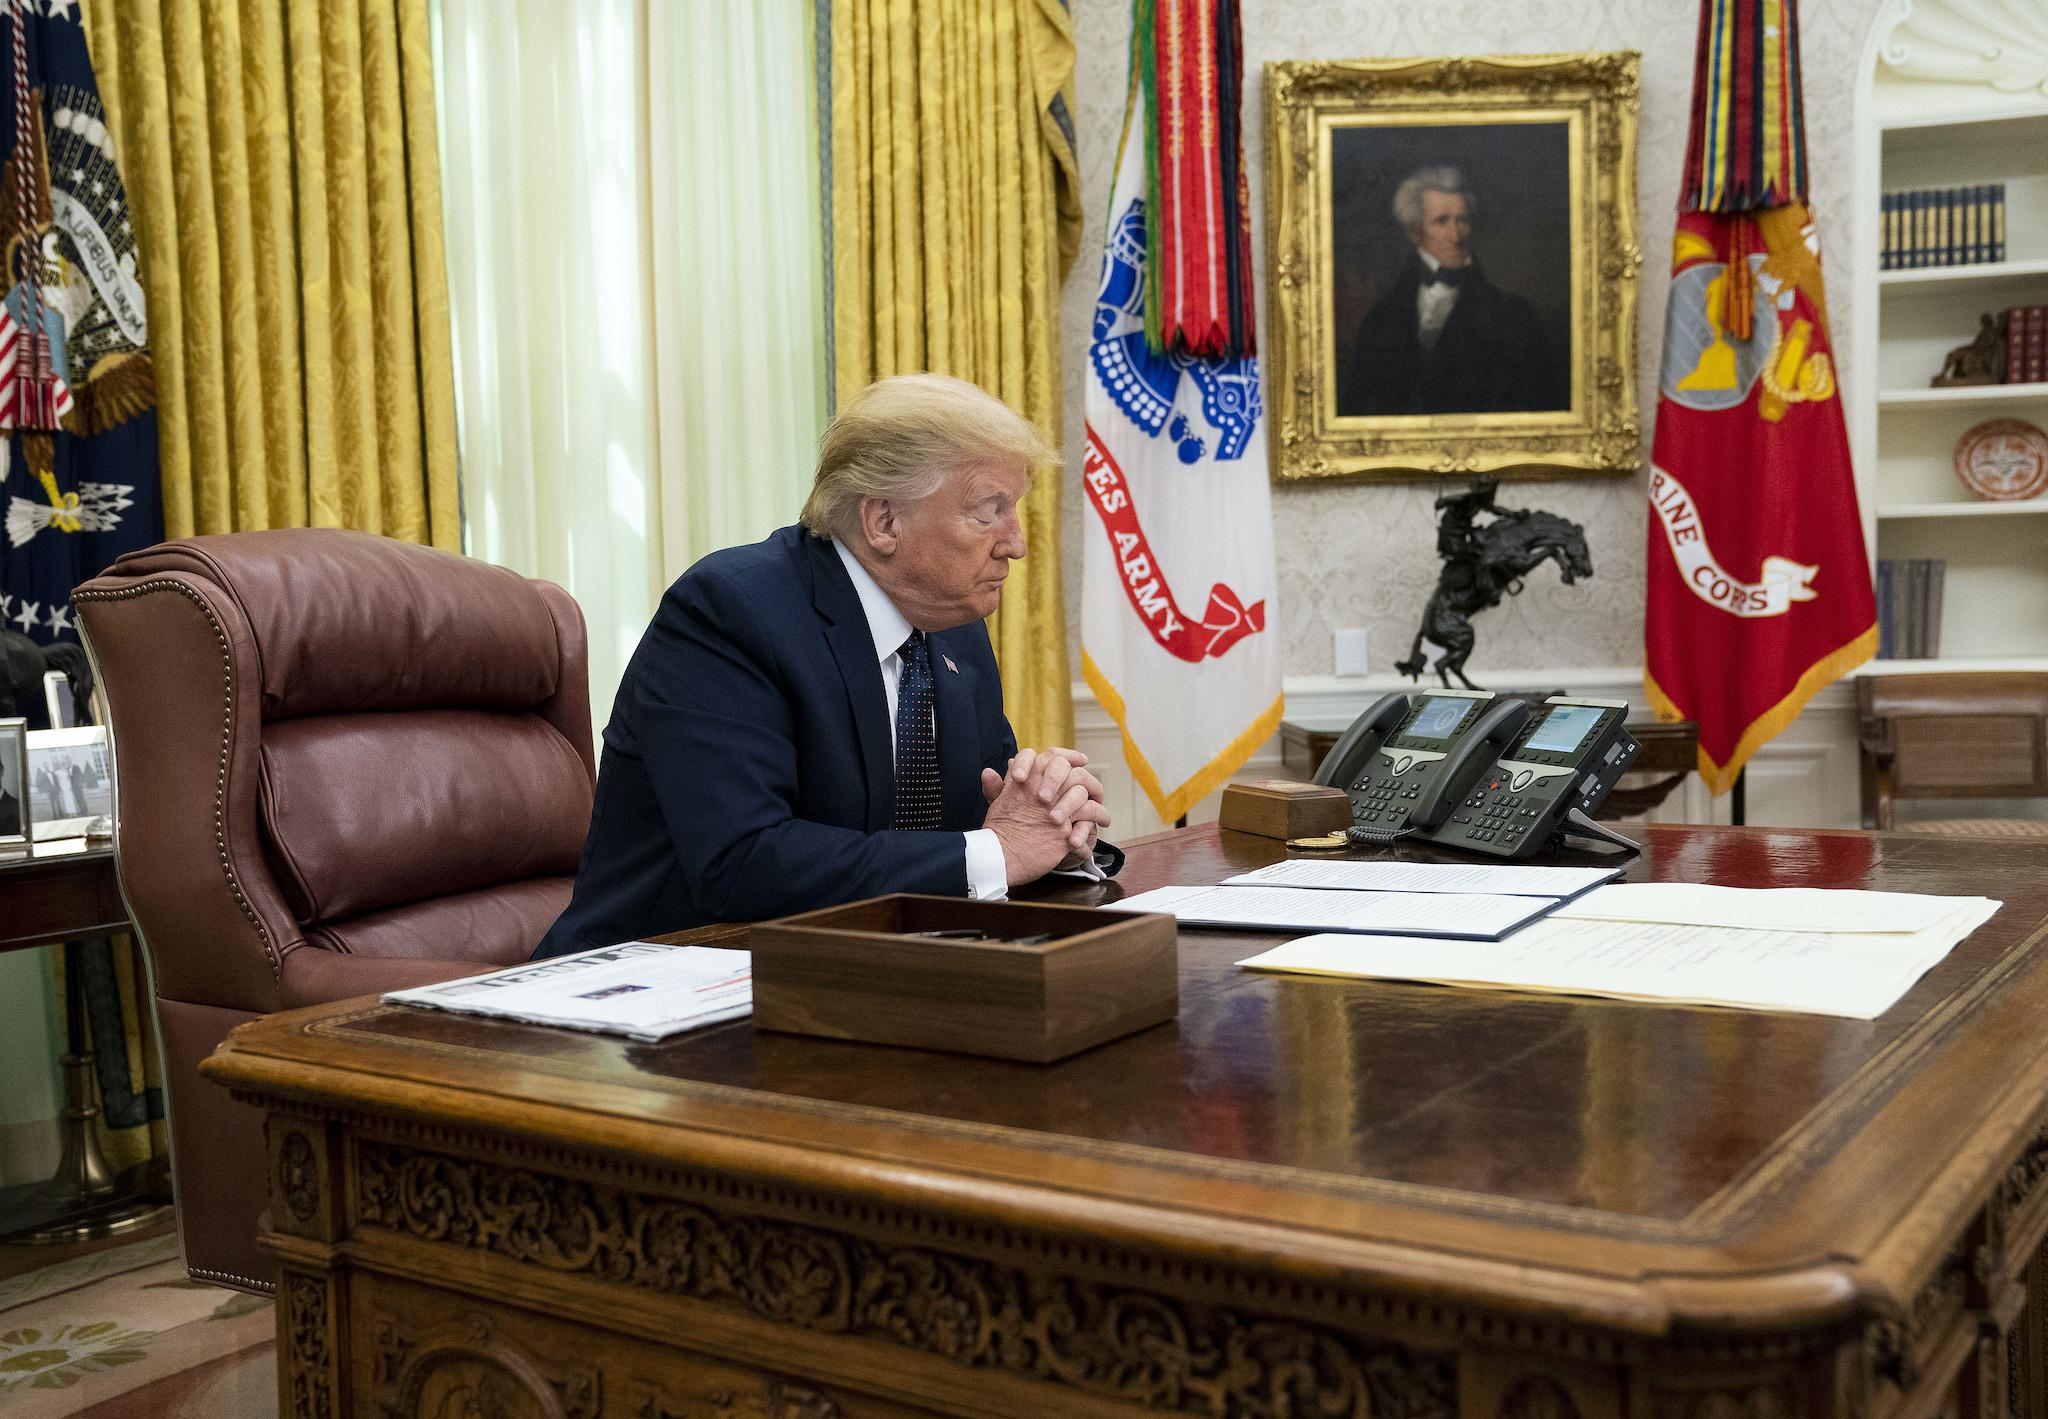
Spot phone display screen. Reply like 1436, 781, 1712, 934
1525, 704, 1604, 755
1407, 696, 1475, 741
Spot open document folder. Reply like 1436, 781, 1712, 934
1238, 885, 2002, 1018
385, 942, 752, 1042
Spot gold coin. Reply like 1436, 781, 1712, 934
1287, 833, 1350, 850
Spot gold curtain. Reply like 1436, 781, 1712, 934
830, 0, 1083, 749
80, 0, 458, 546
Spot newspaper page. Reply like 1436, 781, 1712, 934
385, 942, 752, 1042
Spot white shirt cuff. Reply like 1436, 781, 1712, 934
964, 829, 1009, 900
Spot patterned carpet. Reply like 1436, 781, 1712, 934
0, 1232, 275, 1417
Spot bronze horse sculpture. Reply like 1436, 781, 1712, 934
1395, 482, 1592, 691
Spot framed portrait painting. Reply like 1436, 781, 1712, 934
1265, 52, 1641, 482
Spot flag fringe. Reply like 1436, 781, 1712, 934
1082, 649, 1283, 824
1645, 621, 1877, 797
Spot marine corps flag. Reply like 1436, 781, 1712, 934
0, 0, 162, 716
1082, 0, 1280, 824
1644, 0, 1875, 794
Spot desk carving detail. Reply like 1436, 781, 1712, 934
372, 1312, 599, 1419
356, 1142, 1456, 1417
285, 1272, 334, 1419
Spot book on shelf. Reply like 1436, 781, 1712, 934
1876, 559, 1946, 660
2007, 305, 2048, 385
1881, 184, 2005, 270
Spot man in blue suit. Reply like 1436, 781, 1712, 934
535, 375, 1116, 958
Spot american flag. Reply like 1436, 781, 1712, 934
0, 306, 74, 430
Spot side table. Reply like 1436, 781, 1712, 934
0, 841, 170, 1242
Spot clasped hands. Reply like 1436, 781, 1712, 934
980, 748, 1112, 886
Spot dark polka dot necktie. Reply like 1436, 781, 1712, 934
894, 631, 942, 830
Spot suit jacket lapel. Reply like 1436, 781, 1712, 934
806, 535, 895, 831
929, 630, 982, 829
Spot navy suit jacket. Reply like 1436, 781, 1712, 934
535, 525, 1024, 958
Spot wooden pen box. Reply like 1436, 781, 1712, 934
749, 894, 1177, 1063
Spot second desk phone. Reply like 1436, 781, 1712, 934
1312, 690, 1641, 858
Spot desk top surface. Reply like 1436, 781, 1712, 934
210, 823, 2048, 1333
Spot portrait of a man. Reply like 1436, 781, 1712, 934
1268, 54, 1637, 479
1327, 122, 1575, 422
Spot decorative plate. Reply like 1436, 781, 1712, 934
1953, 418, 2048, 501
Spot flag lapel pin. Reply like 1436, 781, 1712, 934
943, 654, 959, 674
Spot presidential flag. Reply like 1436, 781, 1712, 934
0, 0, 161, 722
1081, 0, 1280, 825
1643, 0, 1874, 793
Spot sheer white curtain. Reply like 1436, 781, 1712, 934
432, 0, 829, 734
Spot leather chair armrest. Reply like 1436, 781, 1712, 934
277, 948, 494, 1012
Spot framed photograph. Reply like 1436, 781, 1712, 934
0, 717, 26, 853
27, 725, 112, 842
1264, 52, 1641, 482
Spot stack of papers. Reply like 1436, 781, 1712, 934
1223, 860, 1622, 897
385, 942, 752, 1041
1237, 884, 2001, 1018
1115, 861, 1624, 941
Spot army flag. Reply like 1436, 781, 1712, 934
1643, 0, 1875, 793
1081, 2, 1280, 825
0, 0, 162, 721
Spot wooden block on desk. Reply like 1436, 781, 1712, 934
750, 894, 1177, 1064
1219, 779, 1353, 839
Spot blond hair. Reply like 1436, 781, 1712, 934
800, 374, 1052, 540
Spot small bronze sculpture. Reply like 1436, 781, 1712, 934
1932, 312, 2005, 387
1395, 480, 1592, 690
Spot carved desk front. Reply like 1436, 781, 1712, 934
205, 823, 2048, 1419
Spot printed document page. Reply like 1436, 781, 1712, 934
1225, 860, 1622, 898
386, 942, 753, 1042
1553, 883, 1993, 934
1114, 884, 1552, 939
1238, 894, 2001, 1018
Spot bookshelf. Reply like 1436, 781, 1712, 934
1854, 4, 2048, 665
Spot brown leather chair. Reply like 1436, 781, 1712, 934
75, 529, 595, 1292
1857, 672, 2048, 837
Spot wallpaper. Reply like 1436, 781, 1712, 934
1057, 0, 1889, 679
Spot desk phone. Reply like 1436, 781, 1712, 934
1312, 691, 1640, 859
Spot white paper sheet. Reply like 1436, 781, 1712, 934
1114, 884, 1551, 938
1553, 883, 1995, 934
1225, 859, 1622, 898
386, 942, 753, 1041
1238, 893, 2002, 1018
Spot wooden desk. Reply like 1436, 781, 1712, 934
1280, 715, 1701, 819
209, 824, 2048, 1419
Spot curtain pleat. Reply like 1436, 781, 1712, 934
830, 0, 1081, 751
81, 0, 459, 545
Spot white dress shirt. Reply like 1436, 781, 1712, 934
1414, 248, 1462, 352
833, 540, 1011, 900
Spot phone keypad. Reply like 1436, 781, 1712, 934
1449, 783, 1542, 849
1348, 772, 1419, 824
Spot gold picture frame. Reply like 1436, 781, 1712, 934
1264, 51, 1641, 483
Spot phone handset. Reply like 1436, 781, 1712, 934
1312, 693, 1412, 788
1406, 698, 1533, 830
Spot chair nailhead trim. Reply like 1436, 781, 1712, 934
75, 580, 283, 980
